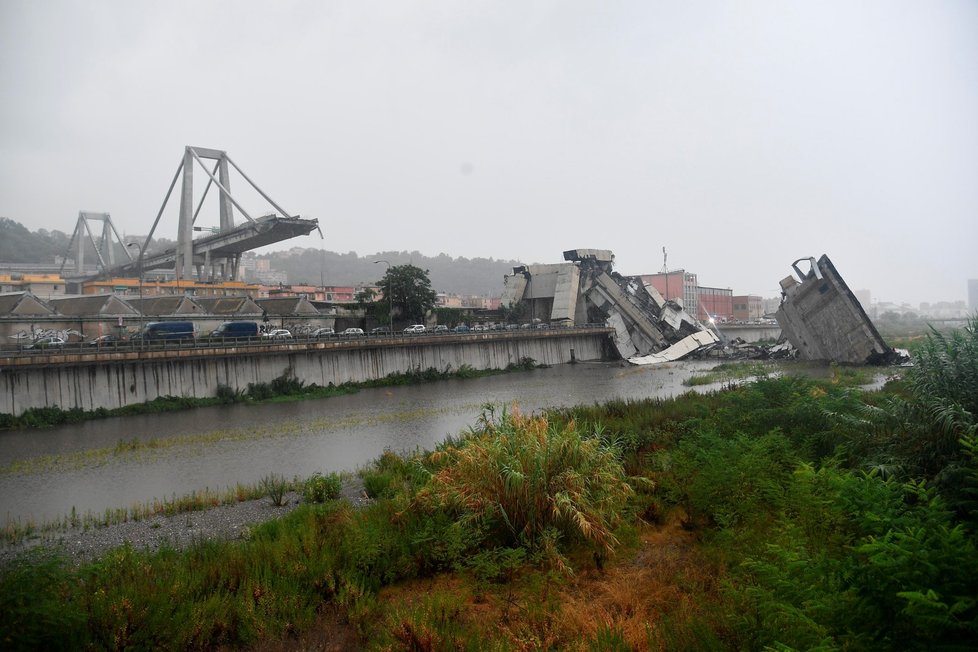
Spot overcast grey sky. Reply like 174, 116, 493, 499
1, 1, 975, 304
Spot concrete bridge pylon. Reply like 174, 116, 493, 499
73, 146, 321, 284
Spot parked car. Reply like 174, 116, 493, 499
452, 324, 470, 333
311, 327, 335, 338
370, 326, 391, 335
433, 325, 449, 333
403, 324, 426, 334
262, 328, 293, 339
27, 336, 66, 350
341, 328, 364, 336
205, 321, 259, 339
534, 323, 550, 329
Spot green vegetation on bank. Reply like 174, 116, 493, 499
0, 359, 543, 431
2, 319, 976, 650
2, 471, 344, 547
682, 361, 774, 386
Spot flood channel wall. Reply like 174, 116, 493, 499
0, 329, 612, 417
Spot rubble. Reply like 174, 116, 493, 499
775, 255, 904, 365
501, 249, 719, 364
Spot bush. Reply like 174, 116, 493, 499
416, 407, 634, 566
261, 474, 290, 507
360, 449, 428, 500
215, 384, 243, 404
654, 428, 797, 530
909, 315, 978, 418
303, 472, 342, 503
0, 552, 87, 650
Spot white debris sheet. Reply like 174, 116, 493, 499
628, 330, 720, 365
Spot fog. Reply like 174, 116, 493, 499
1, 1, 975, 304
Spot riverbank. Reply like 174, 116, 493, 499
0, 478, 371, 567
0, 359, 542, 430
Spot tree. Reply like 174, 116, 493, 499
355, 287, 376, 306
377, 264, 437, 324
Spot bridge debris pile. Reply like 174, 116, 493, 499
501, 249, 718, 363
775, 255, 904, 365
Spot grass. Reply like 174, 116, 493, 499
0, 479, 303, 545
682, 361, 775, 387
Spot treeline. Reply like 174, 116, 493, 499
0, 218, 74, 264
0, 217, 519, 296
260, 248, 521, 296
0, 218, 177, 266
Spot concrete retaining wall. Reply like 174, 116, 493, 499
1, 332, 610, 416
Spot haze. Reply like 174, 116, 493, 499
1, 1, 975, 304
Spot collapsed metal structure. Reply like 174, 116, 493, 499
775, 255, 901, 365
501, 249, 719, 363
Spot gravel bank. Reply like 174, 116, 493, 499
0, 478, 371, 567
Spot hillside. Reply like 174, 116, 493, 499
259, 248, 520, 295
0, 218, 520, 295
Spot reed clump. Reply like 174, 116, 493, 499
416, 407, 635, 565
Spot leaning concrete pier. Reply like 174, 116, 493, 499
0, 329, 613, 417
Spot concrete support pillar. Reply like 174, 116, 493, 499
75, 222, 85, 274
218, 157, 234, 232
176, 148, 195, 280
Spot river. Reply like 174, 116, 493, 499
0, 359, 770, 524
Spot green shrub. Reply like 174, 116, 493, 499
215, 384, 243, 404
270, 369, 305, 395
261, 474, 290, 506
909, 316, 978, 418
654, 428, 796, 530
362, 470, 396, 499
303, 472, 342, 503
0, 552, 87, 650
359, 449, 428, 499
416, 407, 634, 566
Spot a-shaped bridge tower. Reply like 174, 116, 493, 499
63, 146, 320, 282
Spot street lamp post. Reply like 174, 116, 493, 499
374, 260, 392, 334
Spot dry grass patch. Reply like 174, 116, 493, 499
553, 514, 724, 651
362, 514, 726, 651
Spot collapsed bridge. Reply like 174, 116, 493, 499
501, 249, 719, 364
60, 146, 320, 284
